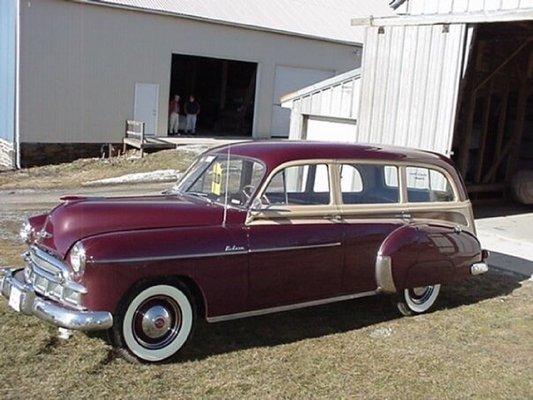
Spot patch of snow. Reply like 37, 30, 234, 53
369, 327, 392, 339
84, 169, 182, 186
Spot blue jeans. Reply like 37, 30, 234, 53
186, 114, 197, 133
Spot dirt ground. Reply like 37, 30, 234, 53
0, 148, 202, 190
0, 152, 531, 399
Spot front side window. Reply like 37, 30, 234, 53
263, 164, 330, 206
176, 155, 265, 207
406, 167, 454, 203
339, 164, 400, 205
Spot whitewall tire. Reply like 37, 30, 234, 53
396, 284, 441, 316
112, 282, 196, 363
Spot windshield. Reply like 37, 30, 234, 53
175, 154, 265, 208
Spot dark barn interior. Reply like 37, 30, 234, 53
169, 54, 257, 137
452, 21, 533, 202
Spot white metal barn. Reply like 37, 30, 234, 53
283, 0, 533, 200
0, 0, 394, 168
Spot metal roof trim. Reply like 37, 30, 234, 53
280, 68, 361, 104
352, 8, 533, 27
68, 0, 365, 46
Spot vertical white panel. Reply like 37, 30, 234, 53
311, 92, 321, 115
356, 23, 467, 156
394, 25, 418, 147
420, 25, 447, 150
406, 25, 432, 148
467, 0, 486, 11
369, 27, 393, 144
382, 26, 406, 144
438, 0, 454, 13
331, 84, 343, 115
423, 1, 440, 14
357, 27, 378, 142
519, 0, 533, 8
320, 88, 332, 115
484, 0, 503, 10
452, 0, 470, 12
435, 24, 466, 154
501, 0, 521, 9
351, 79, 361, 119
340, 81, 353, 118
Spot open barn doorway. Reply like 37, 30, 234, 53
452, 21, 533, 202
169, 54, 257, 137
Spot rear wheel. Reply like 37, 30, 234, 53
110, 282, 196, 363
396, 284, 441, 316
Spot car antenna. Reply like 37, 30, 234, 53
222, 145, 231, 227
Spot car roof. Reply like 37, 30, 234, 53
210, 140, 453, 170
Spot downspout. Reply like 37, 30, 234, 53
14, 0, 21, 169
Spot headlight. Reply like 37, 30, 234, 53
19, 221, 33, 244
69, 242, 86, 274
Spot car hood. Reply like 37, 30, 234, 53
36, 194, 226, 258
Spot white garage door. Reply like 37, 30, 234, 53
306, 116, 357, 143
272, 66, 335, 138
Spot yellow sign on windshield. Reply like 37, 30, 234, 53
211, 162, 223, 195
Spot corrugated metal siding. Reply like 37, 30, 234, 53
282, 70, 361, 140
356, 23, 467, 155
282, 70, 361, 120
87, 0, 395, 44
398, 0, 533, 14
0, 0, 16, 142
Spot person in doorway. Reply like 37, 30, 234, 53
168, 95, 181, 136
185, 95, 200, 134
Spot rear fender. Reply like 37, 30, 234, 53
376, 223, 482, 293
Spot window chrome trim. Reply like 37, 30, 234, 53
206, 290, 379, 323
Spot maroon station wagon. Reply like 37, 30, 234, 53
0, 141, 489, 362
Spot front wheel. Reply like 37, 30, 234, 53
110, 282, 196, 363
395, 284, 441, 316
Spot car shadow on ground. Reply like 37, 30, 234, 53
161, 268, 528, 364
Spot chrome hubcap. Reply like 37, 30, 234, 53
132, 296, 182, 350
413, 287, 428, 297
408, 286, 434, 304
141, 305, 172, 339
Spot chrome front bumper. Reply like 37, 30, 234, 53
0, 268, 113, 331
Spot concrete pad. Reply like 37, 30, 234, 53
475, 212, 533, 278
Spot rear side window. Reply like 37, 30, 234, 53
264, 164, 330, 206
406, 167, 454, 203
340, 164, 400, 205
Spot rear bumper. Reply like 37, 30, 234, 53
0, 268, 113, 331
470, 262, 489, 276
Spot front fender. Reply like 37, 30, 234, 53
76, 225, 248, 318
376, 223, 483, 293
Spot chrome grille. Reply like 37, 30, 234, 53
24, 246, 86, 310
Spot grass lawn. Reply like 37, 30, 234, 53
0, 209, 531, 399
0, 148, 203, 190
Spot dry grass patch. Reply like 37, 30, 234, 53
0, 148, 203, 190
0, 210, 531, 399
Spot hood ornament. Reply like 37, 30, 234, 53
38, 230, 52, 240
